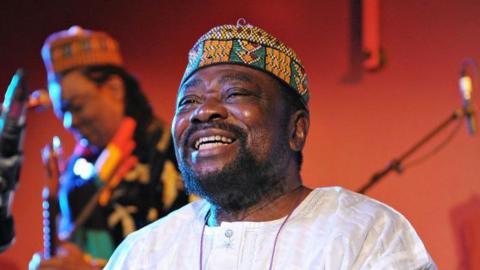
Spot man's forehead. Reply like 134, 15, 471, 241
180, 65, 267, 91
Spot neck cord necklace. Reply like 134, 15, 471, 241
199, 188, 304, 270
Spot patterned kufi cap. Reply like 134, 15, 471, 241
180, 20, 309, 108
42, 26, 123, 81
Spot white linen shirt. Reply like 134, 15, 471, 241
104, 187, 437, 270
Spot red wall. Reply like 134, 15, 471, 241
1, 1, 479, 269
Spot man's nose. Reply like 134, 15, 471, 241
189, 98, 228, 123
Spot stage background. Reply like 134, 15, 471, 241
1, 0, 479, 269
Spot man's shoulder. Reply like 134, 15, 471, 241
111, 199, 206, 250
105, 199, 208, 268
137, 198, 207, 236
306, 187, 436, 269
306, 186, 421, 242
310, 186, 407, 221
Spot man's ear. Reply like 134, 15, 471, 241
289, 109, 310, 152
102, 75, 125, 102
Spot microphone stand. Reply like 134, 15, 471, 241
358, 107, 468, 194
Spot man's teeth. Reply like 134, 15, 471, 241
194, 135, 233, 150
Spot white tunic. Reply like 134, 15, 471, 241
104, 187, 437, 270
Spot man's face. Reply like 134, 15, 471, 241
172, 64, 293, 210
49, 70, 124, 148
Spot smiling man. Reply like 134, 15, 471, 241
105, 22, 437, 269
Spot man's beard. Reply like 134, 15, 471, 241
178, 123, 289, 213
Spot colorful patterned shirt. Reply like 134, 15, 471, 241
57, 118, 189, 260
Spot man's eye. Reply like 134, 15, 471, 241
225, 88, 255, 101
227, 92, 245, 98
178, 96, 199, 108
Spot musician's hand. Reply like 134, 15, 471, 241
28, 242, 102, 270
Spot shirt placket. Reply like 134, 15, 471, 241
206, 223, 245, 270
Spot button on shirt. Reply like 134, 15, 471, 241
105, 187, 437, 270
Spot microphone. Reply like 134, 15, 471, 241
0, 69, 29, 252
459, 67, 477, 135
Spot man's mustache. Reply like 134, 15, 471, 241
181, 122, 247, 148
